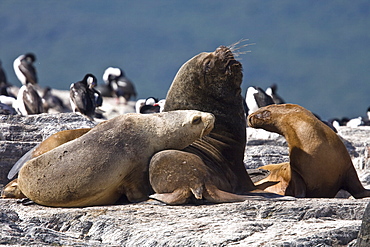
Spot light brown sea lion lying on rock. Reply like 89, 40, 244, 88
14, 110, 215, 207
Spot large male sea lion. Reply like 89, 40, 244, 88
17, 110, 215, 207
248, 103, 370, 198
148, 44, 273, 205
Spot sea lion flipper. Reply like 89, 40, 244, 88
254, 181, 280, 190
7, 144, 38, 180
246, 190, 296, 201
1, 178, 27, 199
343, 166, 370, 199
149, 189, 191, 205
203, 184, 251, 203
285, 170, 306, 197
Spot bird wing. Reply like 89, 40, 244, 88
254, 87, 274, 107
23, 84, 43, 114
70, 86, 89, 113
117, 77, 137, 95
19, 60, 37, 84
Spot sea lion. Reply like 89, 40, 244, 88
149, 44, 274, 205
17, 110, 215, 207
248, 103, 370, 198
149, 150, 280, 205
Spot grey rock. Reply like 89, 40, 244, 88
1, 114, 370, 246
357, 202, 370, 246
0, 199, 368, 246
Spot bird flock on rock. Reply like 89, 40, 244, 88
1, 53, 369, 127
0, 53, 165, 121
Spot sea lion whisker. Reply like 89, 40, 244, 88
233, 50, 252, 57
228, 39, 249, 50
228, 39, 255, 53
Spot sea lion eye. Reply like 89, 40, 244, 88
204, 60, 212, 73
192, 116, 202, 125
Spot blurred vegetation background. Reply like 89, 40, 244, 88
1, 0, 369, 120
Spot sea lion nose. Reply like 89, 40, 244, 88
200, 113, 215, 137
247, 115, 254, 127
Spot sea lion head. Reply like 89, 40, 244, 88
247, 104, 319, 135
247, 107, 273, 129
144, 110, 215, 150
164, 45, 243, 112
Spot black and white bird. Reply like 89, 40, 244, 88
87, 76, 103, 108
42, 87, 68, 113
265, 84, 285, 104
13, 53, 38, 85
0, 102, 16, 115
101, 67, 137, 104
15, 83, 44, 116
135, 97, 166, 114
245, 86, 275, 115
87, 75, 104, 119
0, 94, 17, 115
69, 74, 97, 120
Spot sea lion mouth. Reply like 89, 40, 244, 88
214, 46, 241, 75
247, 115, 254, 127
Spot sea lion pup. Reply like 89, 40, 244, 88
248, 103, 370, 198
2, 128, 92, 199
150, 150, 280, 205
149, 44, 279, 205
17, 110, 215, 207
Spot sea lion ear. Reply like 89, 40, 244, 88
255, 110, 271, 119
191, 115, 202, 125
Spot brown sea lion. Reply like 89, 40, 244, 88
148, 44, 277, 205
17, 110, 215, 207
149, 150, 281, 205
248, 103, 370, 198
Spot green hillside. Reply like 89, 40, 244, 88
1, 0, 369, 120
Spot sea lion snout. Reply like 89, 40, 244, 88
214, 46, 241, 74
247, 110, 271, 127
200, 113, 215, 138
